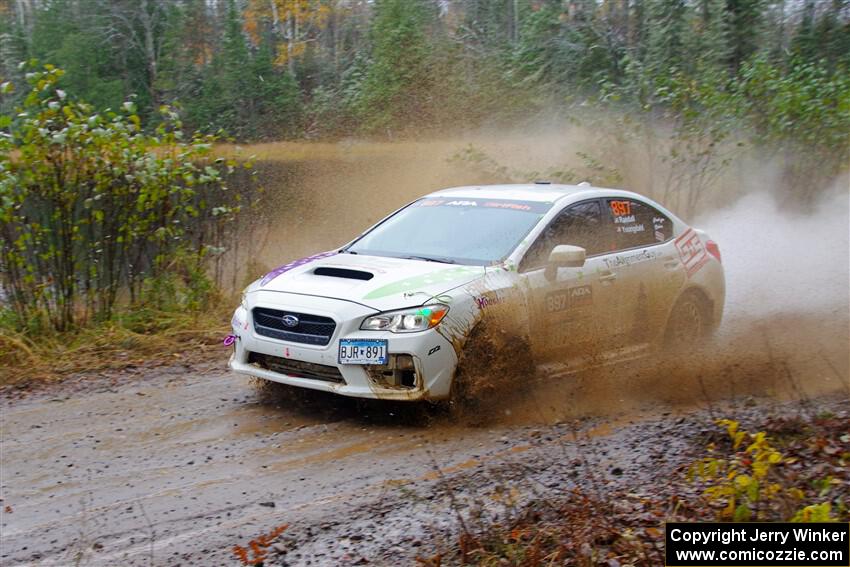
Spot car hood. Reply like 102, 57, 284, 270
254, 251, 486, 310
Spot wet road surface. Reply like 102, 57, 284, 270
1, 312, 847, 566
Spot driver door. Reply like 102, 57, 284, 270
519, 200, 618, 365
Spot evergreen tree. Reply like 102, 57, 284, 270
643, 0, 690, 76
688, 0, 732, 72
190, 0, 301, 139
793, 0, 850, 68
726, 0, 765, 70
27, 0, 125, 109
356, 0, 438, 133
1, 0, 846, 142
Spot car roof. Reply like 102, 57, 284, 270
429, 183, 610, 203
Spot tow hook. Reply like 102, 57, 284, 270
223, 334, 237, 347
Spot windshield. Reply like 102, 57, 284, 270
345, 197, 553, 265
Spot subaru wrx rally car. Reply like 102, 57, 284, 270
228, 183, 724, 401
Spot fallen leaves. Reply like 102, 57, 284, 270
232, 523, 289, 566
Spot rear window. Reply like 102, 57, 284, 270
606, 198, 672, 249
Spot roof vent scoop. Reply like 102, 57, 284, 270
313, 267, 374, 281
577, 181, 591, 187
534, 180, 552, 185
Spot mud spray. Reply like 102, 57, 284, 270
240, 134, 849, 425
508, 182, 850, 425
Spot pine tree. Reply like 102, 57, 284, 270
643, 0, 690, 76
726, 0, 765, 70
688, 0, 731, 73
356, 0, 437, 133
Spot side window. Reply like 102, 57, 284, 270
520, 201, 607, 272
606, 198, 672, 250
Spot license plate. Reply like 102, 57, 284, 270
338, 339, 388, 365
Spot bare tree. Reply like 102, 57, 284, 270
102, 0, 172, 107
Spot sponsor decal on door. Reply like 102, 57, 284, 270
545, 284, 593, 313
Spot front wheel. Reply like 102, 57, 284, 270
448, 321, 535, 419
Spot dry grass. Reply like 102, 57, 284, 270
0, 305, 231, 387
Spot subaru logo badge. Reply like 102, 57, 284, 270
281, 314, 299, 328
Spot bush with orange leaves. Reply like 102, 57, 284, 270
232, 524, 288, 566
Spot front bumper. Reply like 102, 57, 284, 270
228, 292, 457, 401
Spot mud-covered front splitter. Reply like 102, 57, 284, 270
228, 300, 458, 401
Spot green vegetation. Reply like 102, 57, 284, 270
4, 1, 845, 209
2, 2, 847, 141
0, 64, 262, 383
690, 418, 843, 522
0, 0, 847, 380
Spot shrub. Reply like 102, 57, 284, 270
689, 419, 841, 522
0, 63, 253, 332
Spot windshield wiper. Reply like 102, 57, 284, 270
402, 255, 456, 264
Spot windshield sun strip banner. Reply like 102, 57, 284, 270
413, 198, 553, 214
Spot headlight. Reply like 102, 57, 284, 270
360, 304, 449, 333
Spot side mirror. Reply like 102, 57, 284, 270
545, 244, 586, 279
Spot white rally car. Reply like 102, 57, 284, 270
228, 183, 724, 401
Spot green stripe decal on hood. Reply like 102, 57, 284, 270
362, 266, 483, 300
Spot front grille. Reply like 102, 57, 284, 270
248, 352, 345, 384
252, 307, 336, 346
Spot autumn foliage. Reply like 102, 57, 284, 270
233, 523, 289, 566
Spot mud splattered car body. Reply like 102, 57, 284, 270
229, 184, 725, 401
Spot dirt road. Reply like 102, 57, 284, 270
2, 309, 847, 566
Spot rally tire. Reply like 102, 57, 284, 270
448, 321, 534, 419
665, 290, 711, 351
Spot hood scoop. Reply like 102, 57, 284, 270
313, 267, 374, 281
